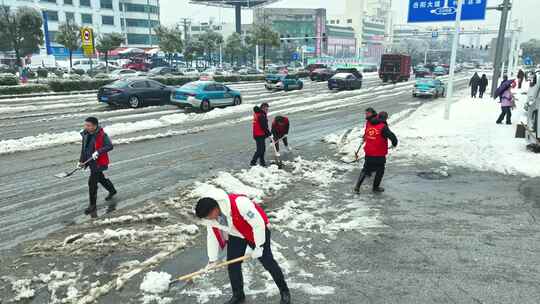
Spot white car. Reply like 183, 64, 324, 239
181, 68, 200, 77
109, 69, 140, 79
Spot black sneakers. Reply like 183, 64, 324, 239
223, 295, 245, 304
105, 190, 117, 201
373, 187, 385, 193
280, 291, 291, 304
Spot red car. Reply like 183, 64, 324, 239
123, 58, 149, 71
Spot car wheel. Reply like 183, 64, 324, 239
298, 82, 303, 90
233, 96, 241, 106
128, 95, 141, 108
200, 99, 211, 112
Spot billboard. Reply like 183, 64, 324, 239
408, 0, 487, 23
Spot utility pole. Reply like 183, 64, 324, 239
180, 18, 191, 42
444, 0, 463, 120
490, 0, 512, 97
147, 0, 152, 47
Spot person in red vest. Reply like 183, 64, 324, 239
195, 190, 290, 304
250, 103, 272, 166
354, 112, 398, 194
271, 115, 290, 152
79, 117, 117, 218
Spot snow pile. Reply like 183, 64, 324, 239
393, 91, 540, 176
92, 212, 169, 226
10, 278, 35, 300
213, 172, 265, 200
140, 271, 172, 294
289, 157, 348, 186
236, 165, 292, 192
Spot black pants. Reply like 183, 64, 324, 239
88, 170, 115, 207
471, 86, 478, 98
479, 88, 486, 98
355, 156, 386, 190
496, 106, 512, 124
518, 78, 523, 89
251, 136, 267, 166
273, 135, 288, 152
228, 229, 288, 297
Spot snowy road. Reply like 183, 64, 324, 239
0, 76, 469, 250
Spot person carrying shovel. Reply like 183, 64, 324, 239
271, 115, 290, 153
195, 189, 291, 304
79, 117, 117, 218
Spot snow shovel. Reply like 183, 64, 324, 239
269, 136, 284, 169
341, 143, 364, 164
169, 255, 251, 288
54, 158, 92, 178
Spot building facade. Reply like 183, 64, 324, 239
1, 0, 160, 52
253, 7, 327, 57
188, 19, 236, 41
326, 25, 356, 58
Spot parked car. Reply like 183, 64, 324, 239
170, 81, 242, 112
148, 67, 183, 76
306, 63, 328, 72
310, 68, 335, 81
412, 77, 446, 98
265, 74, 303, 91
180, 68, 200, 77
97, 79, 174, 108
109, 69, 140, 79
328, 72, 363, 91
415, 67, 432, 78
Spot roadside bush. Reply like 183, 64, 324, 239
37, 68, 48, 78
0, 73, 19, 85
48, 79, 115, 91
0, 84, 49, 95
72, 69, 85, 76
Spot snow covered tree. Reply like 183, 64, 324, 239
154, 24, 183, 65
56, 21, 81, 69
0, 6, 43, 68
248, 24, 280, 70
96, 33, 124, 71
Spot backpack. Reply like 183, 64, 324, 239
494, 80, 513, 99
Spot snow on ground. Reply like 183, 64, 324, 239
324, 82, 540, 177
393, 86, 540, 177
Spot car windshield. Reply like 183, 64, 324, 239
109, 80, 131, 88
417, 79, 435, 85
180, 82, 200, 90
332, 73, 352, 79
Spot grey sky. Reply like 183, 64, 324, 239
161, 0, 538, 42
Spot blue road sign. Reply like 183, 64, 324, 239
432, 31, 438, 38
524, 56, 534, 66
408, 0, 487, 23
292, 52, 300, 61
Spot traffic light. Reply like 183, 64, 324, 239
286, 34, 291, 44
485, 44, 489, 50
305, 34, 309, 43
322, 33, 327, 43
480, 45, 483, 50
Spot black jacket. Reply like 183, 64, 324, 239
369, 117, 398, 147
469, 74, 481, 88
80, 127, 113, 171
479, 76, 488, 89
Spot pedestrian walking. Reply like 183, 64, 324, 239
495, 79, 516, 125
250, 103, 271, 167
195, 190, 291, 304
469, 72, 481, 98
517, 69, 526, 89
531, 72, 538, 88
479, 74, 489, 99
271, 116, 290, 152
79, 117, 117, 218
354, 113, 398, 194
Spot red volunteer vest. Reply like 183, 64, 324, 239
364, 122, 388, 157
212, 194, 269, 249
95, 128, 110, 167
252, 112, 266, 137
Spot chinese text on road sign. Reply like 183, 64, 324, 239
408, 0, 487, 23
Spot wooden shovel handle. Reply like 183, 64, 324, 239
174, 255, 251, 282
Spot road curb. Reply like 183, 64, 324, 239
0, 90, 98, 100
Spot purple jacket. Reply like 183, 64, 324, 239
500, 89, 513, 107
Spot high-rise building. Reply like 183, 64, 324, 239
1, 0, 160, 51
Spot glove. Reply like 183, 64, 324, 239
251, 246, 264, 259
78, 162, 85, 169
92, 151, 99, 160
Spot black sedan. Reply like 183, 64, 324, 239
97, 79, 174, 108
310, 68, 335, 81
328, 73, 363, 91
148, 67, 183, 76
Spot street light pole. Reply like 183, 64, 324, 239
490, 0, 511, 97
444, 0, 463, 120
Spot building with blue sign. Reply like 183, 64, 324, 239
1, 0, 160, 53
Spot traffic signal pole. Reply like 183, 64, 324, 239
444, 0, 463, 120
490, 0, 512, 97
